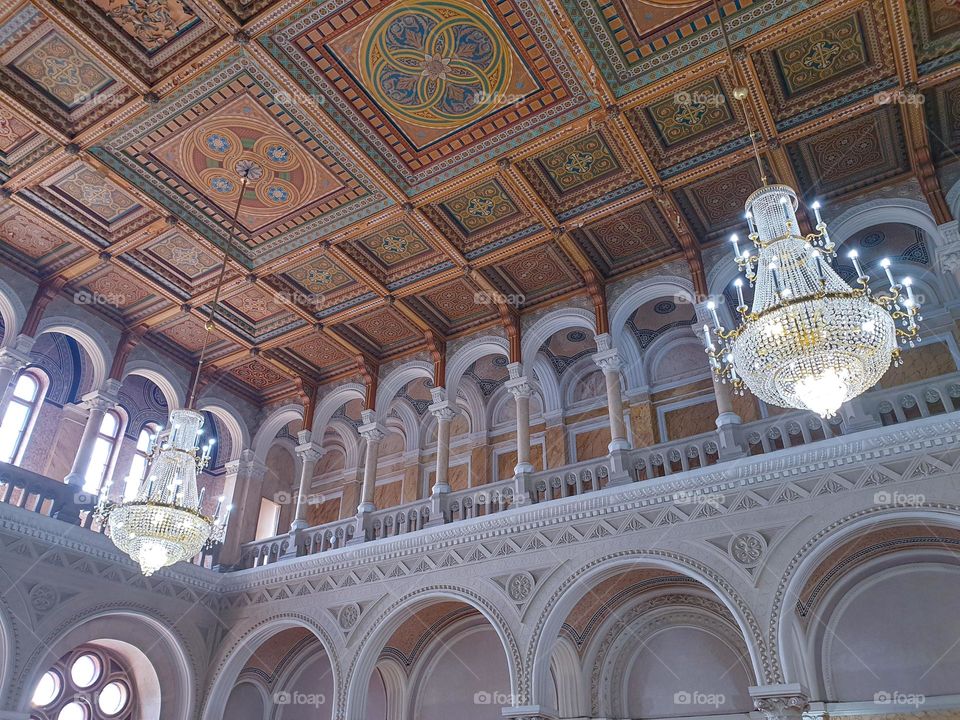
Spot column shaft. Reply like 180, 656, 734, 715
64, 402, 110, 490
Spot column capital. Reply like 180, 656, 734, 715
505, 375, 532, 399
593, 347, 622, 373
507, 361, 524, 380
749, 684, 809, 720
80, 385, 120, 412
0, 346, 30, 373
429, 399, 459, 420
295, 441, 326, 463
224, 452, 268, 478
358, 421, 386, 443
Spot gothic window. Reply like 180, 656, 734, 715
30, 646, 135, 720
0, 370, 47, 465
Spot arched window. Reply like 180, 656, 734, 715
0, 370, 46, 465
83, 410, 123, 493
123, 423, 159, 501
30, 645, 136, 720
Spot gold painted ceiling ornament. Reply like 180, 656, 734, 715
701, 90, 921, 418
96, 161, 263, 575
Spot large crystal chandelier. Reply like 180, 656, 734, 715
97, 160, 263, 575
703, 172, 922, 418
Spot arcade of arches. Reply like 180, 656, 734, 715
1, 0, 960, 719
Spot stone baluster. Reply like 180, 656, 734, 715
426, 387, 457, 527
749, 684, 809, 720
505, 362, 534, 505
351, 410, 385, 544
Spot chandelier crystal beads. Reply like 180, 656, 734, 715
703, 183, 921, 418
97, 409, 227, 576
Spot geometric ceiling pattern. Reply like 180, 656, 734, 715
0, 0, 955, 403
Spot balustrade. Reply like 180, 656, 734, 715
6, 372, 960, 572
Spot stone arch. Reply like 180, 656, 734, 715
644, 327, 711, 387
548, 634, 582, 717
526, 552, 770, 708
35, 316, 111, 392
323, 420, 361, 470
521, 308, 596, 370
609, 276, 697, 340
343, 587, 522, 720
445, 335, 509, 402
122, 359, 186, 411
252, 404, 305, 465
201, 614, 342, 720
531, 354, 562, 416
386, 397, 421, 453
196, 397, 251, 462
0, 567, 21, 710
828, 198, 945, 251
375, 361, 433, 423
313, 383, 366, 437
17, 606, 197, 720
562, 354, 614, 408
772, 506, 960, 690
0, 275, 26, 346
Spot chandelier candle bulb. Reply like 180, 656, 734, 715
849, 249, 865, 279
905, 277, 916, 304
731, 233, 742, 259
707, 301, 721, 329
735, 279, 746, 309
880, 258, 897, 289
745, 211, 756, 236
811, 201, 823, 226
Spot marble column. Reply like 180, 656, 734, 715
352, 410, 385, 543
0, 336, 34, 416
290, 431, 325, 532
749, 684, 809, 720
216, 450, 269, 568
63, 380, 121, 492
593, 333, 632, 483
427, 388, 458, 527
505, 362, 534, 505
694, 303, 745, 460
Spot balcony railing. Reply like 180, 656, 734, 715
3, 372, 959, 573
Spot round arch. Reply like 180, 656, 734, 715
521, 308, 596, 370
342, 587, 522, 720
17, 609, 196, 720
375, 361, 433, 422
826, 198, 945, 252
526, 552, 769, 708
445, 335, 509, 402
773, 506, 960, 688
313, 383, 366, 438
201, 615, 342, 720
122, 359, 186, 411
252, 404, 305, 465
35, 317, 111, 392
609, 276, 697, 341
196, 397, 251, 462
387, 397, 421, 453
0, 275, 26, 346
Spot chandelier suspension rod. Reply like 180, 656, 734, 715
714, 0, 768, 186
186, 176, 249, 410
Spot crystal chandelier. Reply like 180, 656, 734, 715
97, 160, 263, 574
702, 173, 922, 418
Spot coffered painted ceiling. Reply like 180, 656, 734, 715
0, 0, 956, 402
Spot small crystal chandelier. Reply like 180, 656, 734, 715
702, 90, 921, 418
97, 160, 263, 574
